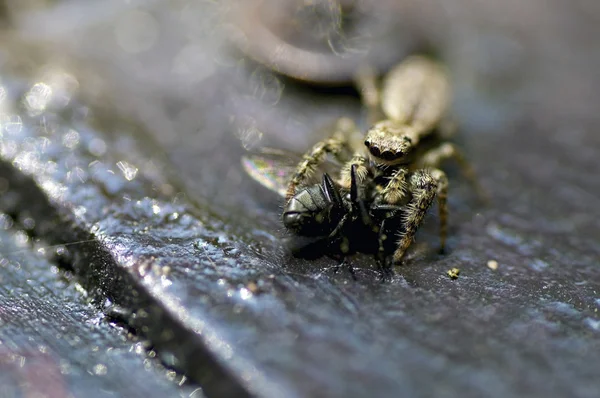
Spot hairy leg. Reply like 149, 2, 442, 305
285, 118, 359, 201
392, 169, 438, 264
338, 153, 370, 190
380, 166, 409, 204
430, 168, 448, 252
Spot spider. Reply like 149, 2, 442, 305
244, 146, 418, 270
283, 56, 483, 264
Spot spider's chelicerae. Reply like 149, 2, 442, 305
284, 55, 484, 265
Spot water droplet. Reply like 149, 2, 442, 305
24, 83, 52, 115
55, 245, 67, 257
0, 214, 13, 230
59, 361, 72, 375
14, 230, 29, 247
2, 114, 23, 135
22, 217, 35, 230
239, 287, 252, 300
43, 69, 79, 109
166, 370, 177, 381
116, 160, 138, 181
88, 138, 107, 157
93, 363, 107, 375
62, 129, 80, 149
73, 206, 87, 218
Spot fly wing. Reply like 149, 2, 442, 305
241, 148, 342, 198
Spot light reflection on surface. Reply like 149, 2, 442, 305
13, 151, 45, 176
2, 114, 23, 135
24, 82, 53, 116
116, 160, 139, 181
42, 70, 79, 108
62, 129, 80, 149
40, 180, 66, 202
0, 4, 283, 392
0, 85, 6, 106
239, 287, 253, 300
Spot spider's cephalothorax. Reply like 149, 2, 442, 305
360, 55, 451, 167
363, 121, 417, 164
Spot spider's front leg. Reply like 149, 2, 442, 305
392, 168, 448, 264
379, 167, 409, 205
286, 118, 360, 201
338, 153, 370, 191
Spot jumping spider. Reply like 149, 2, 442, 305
283, 55, 483, 265
242, 118, 442, 269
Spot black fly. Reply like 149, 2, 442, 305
242, 148, 402, 271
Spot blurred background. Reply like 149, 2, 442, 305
3, 0, 599, 220
1, 0, 598, 213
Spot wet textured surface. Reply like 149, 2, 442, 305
0, 227, 201, 398
1, 1, 600, 397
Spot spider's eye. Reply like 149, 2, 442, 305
364, 139, 371, 147
381, 151, 397, 161
369, 146, 381, 157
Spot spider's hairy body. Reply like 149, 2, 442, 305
380, 55, 450, 131
362, 55, 451, 167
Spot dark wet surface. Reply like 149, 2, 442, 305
0, 227, 201, 398
1, 1, 600, 397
